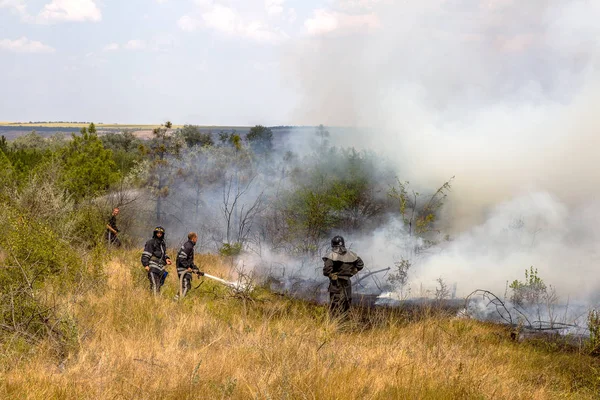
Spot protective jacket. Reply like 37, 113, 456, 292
322, 246, 363, 316
322, 247, 364, 290
141, 237, 170, 272
176, 240, 198, 273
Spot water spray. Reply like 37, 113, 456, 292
203, 273, 253, 292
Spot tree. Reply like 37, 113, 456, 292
101, 131, 140, 153
178, 146, 228, 223
0, 149, 15, 200
388, 177, 453, 237
315, 124, 330, 148
100, 131, 143, 174
218, 131, 242, 148
178, 125, 214, 148
274, 147, 394, 253
246, 125, 273, 154
10, 131, 46, 150
60, 123, 121, 199
0, 135, 7, 153
143, 121, 182, 223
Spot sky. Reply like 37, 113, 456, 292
0, 0, 349, 125
2, 1, 598, 127
2, 0, 600, 301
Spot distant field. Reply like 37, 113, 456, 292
1, 122, 183, 129
0, 122, 254, 130
0, 122, 257, 140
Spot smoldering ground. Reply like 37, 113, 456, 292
276, 0, 600, 304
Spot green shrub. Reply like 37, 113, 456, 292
0, 204, 104, 358
219, 242, 242, 256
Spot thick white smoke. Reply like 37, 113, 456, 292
280, 0, 600, 301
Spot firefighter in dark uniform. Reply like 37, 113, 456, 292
174, 232, 204, 300
105, 207, 121, 247
322, 235, 364, 318
141, 226, 172, 294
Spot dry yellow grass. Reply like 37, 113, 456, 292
1, 252, 599, 399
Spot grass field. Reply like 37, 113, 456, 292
1, 251, 599, 399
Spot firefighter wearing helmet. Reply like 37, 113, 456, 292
141, 226, 172, 294
322, 235, 364, 318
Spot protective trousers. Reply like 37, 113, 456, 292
148, 268, 166, 294
329, 279, 352, 318
178, 271, 193, 298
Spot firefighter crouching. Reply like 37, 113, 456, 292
141, 226, 172, 294
322, 235, 364, 318
174, 232, 204, 300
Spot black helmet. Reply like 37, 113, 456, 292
153, 226, 165, 238
331, 235, 345, 248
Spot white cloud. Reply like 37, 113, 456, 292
287, 8, 296, 23
245, 20, 288, 44
304, 8, 379, 36
102, 36, 175, 53
103, 43, 119, 51
202, 4, 239, 34
0, 37, 55, 53
178, 15, 200, 32
0, 0, 26, 15
304, 9, 338, 36
179, 2, 289, 44
265, 0, 284, 16
336, 0, 382, 12
36, 0, 101, 23
124, 39, 145, 50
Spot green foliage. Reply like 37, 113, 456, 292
60, 123, 121, 199
69, 204, 108, 249
1, 132, 54, 184
0, 205, 87, 354
0, 149, 15, 200
509, 266, 548, 307
219, 242, 242, 256
101, 131, 140, 153
246, 125, 273, 154
388, 177, 453, 237
587, 310, 600, 355
100, 131, 143, 174
178, 125, 214, 148
143, 121, 183, 223
4, 147, 50, 183
278, 147, 392, 253
9, 131, 47, 150
388, 258, 411, 295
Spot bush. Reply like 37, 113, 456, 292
0, 203, 105, 359
509, 266, 548, 307
61, 126, 121, 199
219, 242, 242, 256
587, 309, 600, 355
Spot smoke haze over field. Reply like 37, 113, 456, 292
281, 0, 600, 300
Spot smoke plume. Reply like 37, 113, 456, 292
280, 0, 600, 300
